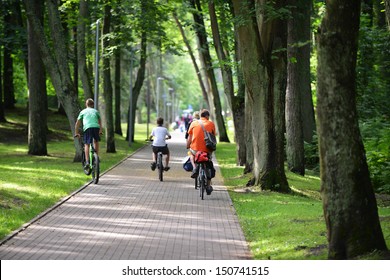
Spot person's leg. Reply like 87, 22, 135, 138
84, 144, 90, 164
151, 148, 157, 170
94, 139, 99, 155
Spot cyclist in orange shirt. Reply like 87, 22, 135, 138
186, 109, 216, 179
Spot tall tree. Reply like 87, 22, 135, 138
173, 11, 209, 108
385, 0, 390, 30
24, 0, 82, 161
0, 7, 5, 122
102, 3, 116, 153
3, 0, 17, 109
317, 0, 387, 259
209, 0, 246, 164
0, 42, 5, 122
232, 0, 289, 192
77, 0, 93, 100
285, 0, 314, 175
189, 0, 229, 143
27, 0, 47, 156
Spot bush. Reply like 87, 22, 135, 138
360, 119, 390, 194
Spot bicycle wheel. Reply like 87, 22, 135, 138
92, 152, 100, 184
158, 153, 163, 181
199, 166, 206, 200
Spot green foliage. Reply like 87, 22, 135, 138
360, 119, 390, 194
304, 132, 320, 172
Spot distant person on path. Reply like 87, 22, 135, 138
75, 98, 103, 170
185, 111, 200, 139
186, 109, 216, 180
150, 117, 172, 171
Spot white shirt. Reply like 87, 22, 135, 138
151, 126, 171, 147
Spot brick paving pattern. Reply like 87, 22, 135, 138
0, 131, 251, 260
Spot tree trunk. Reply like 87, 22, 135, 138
173, 12, 209, 108
77, 0, 93, 100
114, 49, 122, 136
3, 1, 16, 109
233, 0, 289, 192
27, 0, 47, 156
190, 0, 230, 143
229, 0, 247, 166
317, 0, 387, 259
299, 1, 315, 143
244, 88, 253, 174
385, 0, 390, 30
103, 4, 116, 153
24, 0, 83, 161
0, 45, 5, 122
129, 31, 147, 142
286, 0, 309, 175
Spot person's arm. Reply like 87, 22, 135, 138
186, 134, 192, 149
98, 118, 103, 135
75, 119, 82, 137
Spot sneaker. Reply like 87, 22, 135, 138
206, 186, 213, 195
83, 162, 91, 175
191, 169, 198, 178
151, 162, 156, 171
191, 166, 199, 178
164, 166, 170, 171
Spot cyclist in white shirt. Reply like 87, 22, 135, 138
149, 117, 172, 171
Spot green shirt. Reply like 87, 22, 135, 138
77, 107, 101, 131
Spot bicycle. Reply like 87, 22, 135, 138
149, 137, 170, 182
75, 135, 100, 184
194, 152, 213, 200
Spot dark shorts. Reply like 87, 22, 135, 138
152, 145, 169, 155
83, 128, 100, 144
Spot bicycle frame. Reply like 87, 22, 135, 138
78, 137, 100, 184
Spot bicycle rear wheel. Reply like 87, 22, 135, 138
92, 152, 100, 184
199, 166, 205, 200
158, 153, 163, 181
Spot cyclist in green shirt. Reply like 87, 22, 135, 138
75, 98, 102, 170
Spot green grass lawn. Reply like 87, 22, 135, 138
216, 142, 390, 260
0, 108, 146, 240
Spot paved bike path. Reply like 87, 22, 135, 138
0, 131, 251, 260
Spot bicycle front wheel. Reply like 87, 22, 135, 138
92, 153, 100, 184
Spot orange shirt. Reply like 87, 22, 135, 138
188, 117, 216, 153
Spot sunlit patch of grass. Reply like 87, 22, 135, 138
0, 108, 148, 240
216, 141, 390, 259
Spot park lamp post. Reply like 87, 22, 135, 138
94, 19, 101, 109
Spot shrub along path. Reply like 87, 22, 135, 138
0, 131, 251, 260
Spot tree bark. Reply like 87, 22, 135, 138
3, 1, 16, 109
385, 0, 390, 30
286, 0, 310, 175
114, 49, 122, 136
27, 0, 47, 156
190, 0, 230, 143
233, 0, 289, 192
103, 4, 116, 153
173, 12, 209, 108
24, 0, 83, 161
77, 0, 93, 100
0, 44, 5, 122
128, 31, 147, 142
317, 0, 387, 259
